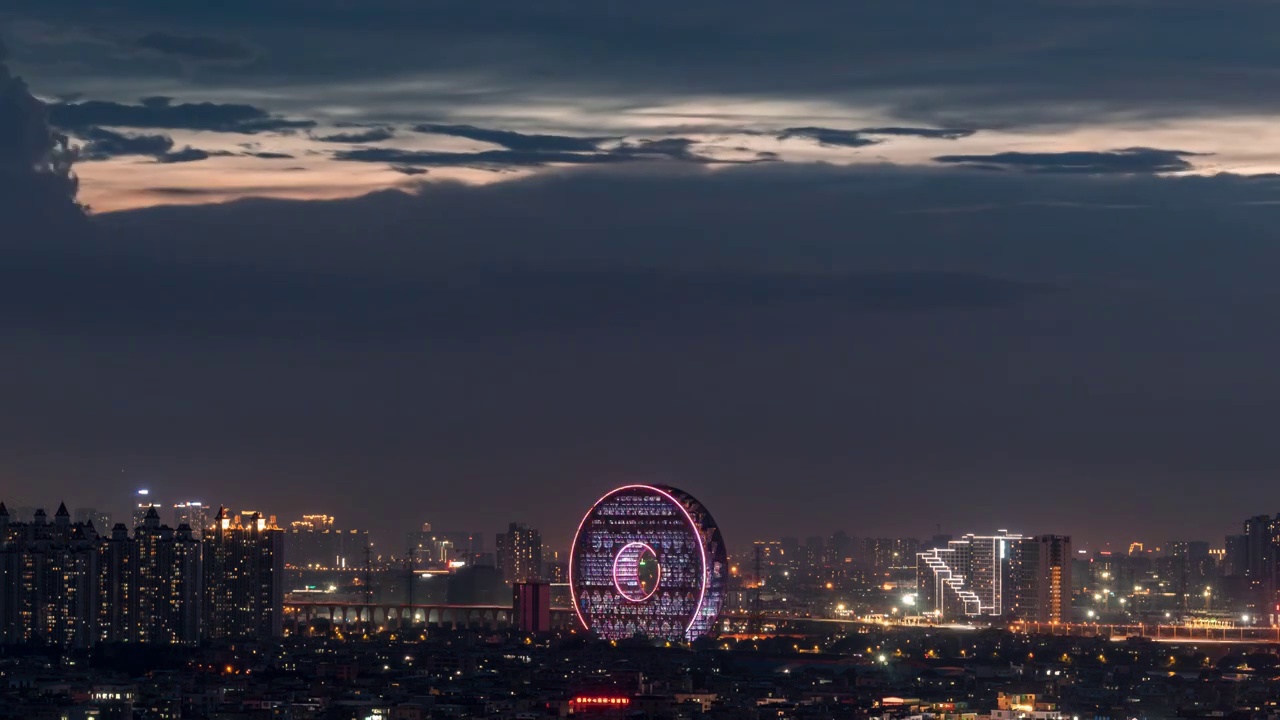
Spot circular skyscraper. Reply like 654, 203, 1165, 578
569, 484, 727, 641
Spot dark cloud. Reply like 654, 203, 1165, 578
0, 35, 83, 229
778, 127, 880, 148
47, 97, 314, 134
390, 165, 428, 175
79, 126, 173, 160
334, 137, 742, 169
933, 148, 1203, 174
73, 126, 229, 163
861, 127, 977, 140
144, 186, 218, 196
134, 32, 253, 61
335, 147, 605, 168
779, 126, 976, 148
312, 127, 395, 143
155, 147, 216, 163
610, 137, 706, 162
244, 151, 294, 159
414, 124, 605, 152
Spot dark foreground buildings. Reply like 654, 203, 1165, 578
0, 501, 283, 647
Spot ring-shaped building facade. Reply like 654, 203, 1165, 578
569, 484, 727, 641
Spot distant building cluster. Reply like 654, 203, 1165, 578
285, 513, 370, 570
0, 502, 283, 647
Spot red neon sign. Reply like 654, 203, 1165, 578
571, 696, 632, 706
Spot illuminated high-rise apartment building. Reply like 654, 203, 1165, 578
1019, 535, 1072, 623
0, 504, 100, 647
202, 507, 284, 639
135, 508, 202, 644
497, 522, 542, 584
96, 522, 137, 643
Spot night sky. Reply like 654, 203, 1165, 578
3, 1, 1280, 552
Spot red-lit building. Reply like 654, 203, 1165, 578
513, 581, 552, 633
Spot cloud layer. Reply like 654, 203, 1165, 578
934, 148, 1203, 174
48, 97, 314, 134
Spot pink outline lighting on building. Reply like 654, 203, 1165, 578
569, 484, 727, 641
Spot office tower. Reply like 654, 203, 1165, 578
172, 502, 209, 539
132, 489, 162, 528
406, 522, 434, 565
513, 581, 552, 633
496, 523, 543, 584
1018, 535, 1072, 623
779, 537, 799, 571
917, 531, 1025, 619
285, 514, 369, 569
446, 565, 506, 605
542, 548, 568, 583
802, 535, 825, 574
0, 505, 15, 644
74, 507, 112, 534
1166, 540, 1213, 611
828, 531, 853, 566
1224, 534, 1248, 577
750, 540, 784, 573
203, 507, 284, 639
1242, 514, 1279, 613
0, 503, 100, 647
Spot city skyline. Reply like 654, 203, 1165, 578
10, 486, 1280, 650
0, 492, 1273, 563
